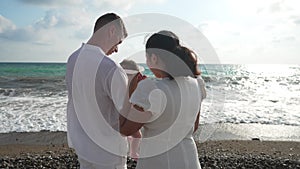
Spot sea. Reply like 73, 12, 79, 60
0, 63, 300, 133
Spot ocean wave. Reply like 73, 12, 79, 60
0, 95, 67, 133
0, 88, 67, 97
0, 76, 66, 92
10, 76, 65, 83
0, 89, 17, 97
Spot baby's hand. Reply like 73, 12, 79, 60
137, 72, 147, 82
129, 73, 146, 97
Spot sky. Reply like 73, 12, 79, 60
0, 0, 300, 64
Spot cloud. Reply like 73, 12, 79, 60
195, 13, 300, 64
34, 9, 90, 29
18, 0, 83, 7
294, 19, 300, 25
0, 15, 31, 41
1, 8, 90, 42
74, 27, 92, 40
0, 15, 56, 45
198, 21, 241, 38
283, 36, 296, 41
0, 26, 36, 41
34, 10, 60, 29
18, 0, 166, 11
269, 1, 282, 13
0, 15, 16, 33
264, 0, 286, 13
0, 15, 35, 41
256, 0, 300, 17
198, 23, 208, 32
3, 0, 169, 45
272, 36, 296, 43
85, 0, 166, 11
32, 8, 92, 40
32, 41, 53, 46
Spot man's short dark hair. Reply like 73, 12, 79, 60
93, 13, 127, 37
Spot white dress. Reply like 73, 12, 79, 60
129, 76, 206, 169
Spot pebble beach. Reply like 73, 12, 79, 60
1, 131, 299, 169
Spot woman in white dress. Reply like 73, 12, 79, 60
120, 30, 206, 169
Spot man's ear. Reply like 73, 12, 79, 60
109, 25, 116, 37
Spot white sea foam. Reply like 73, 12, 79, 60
0, 93, 67, 133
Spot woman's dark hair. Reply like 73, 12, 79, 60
157, 30, 180, 46
146, 31, 200, 79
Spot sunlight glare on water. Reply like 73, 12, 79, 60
245, 64, 295, 77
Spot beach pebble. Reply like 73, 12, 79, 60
251, 137, 260, 141
1, 151, 300, 169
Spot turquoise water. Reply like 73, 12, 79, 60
0, 63, 66, 78
0, 63, 300, 132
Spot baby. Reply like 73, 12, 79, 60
120, 59, 146, 160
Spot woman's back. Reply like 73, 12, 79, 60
141, 78, 179, 138
130, 76, 204, 169
122, 30, 206, 169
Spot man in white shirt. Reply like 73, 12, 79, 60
66, 13, 129, 169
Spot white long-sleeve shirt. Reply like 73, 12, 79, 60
66, 43, 129, 165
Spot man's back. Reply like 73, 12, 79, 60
66, 43, 127, 165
